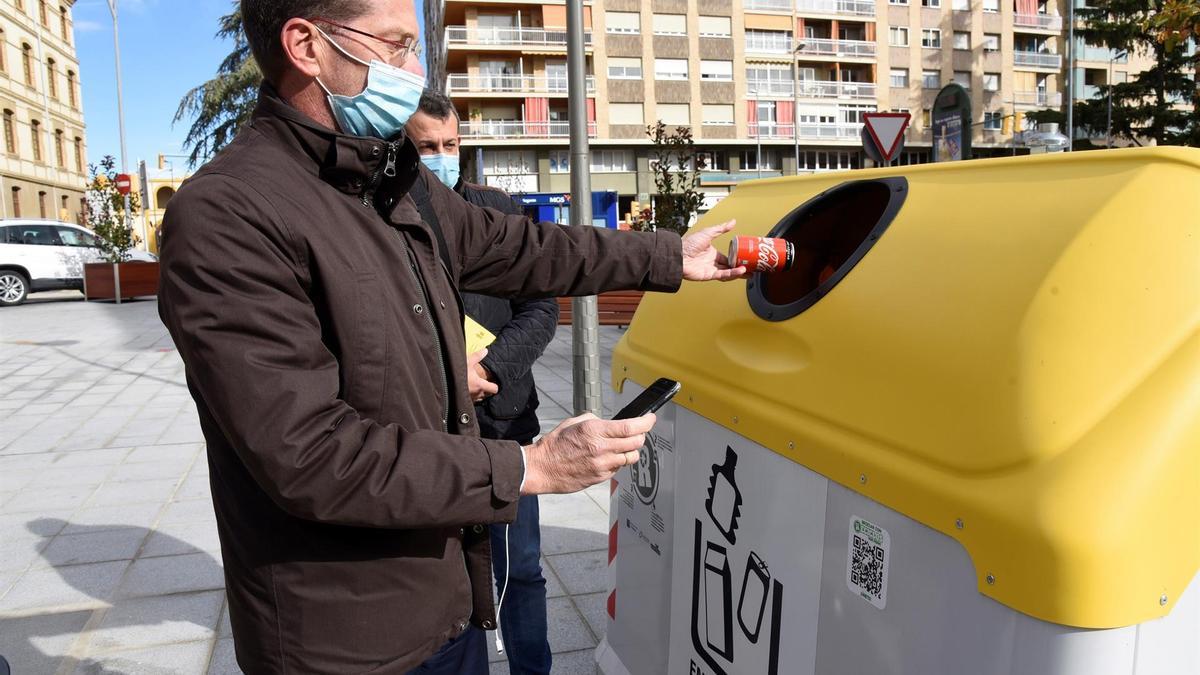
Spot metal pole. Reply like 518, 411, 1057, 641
1066, 0, 1074, 150
1106, 56, 1113, 149
108, 0, 133, 238
792, 54, 800, 174
566, 0, 601, 416
754, 91, 762, 178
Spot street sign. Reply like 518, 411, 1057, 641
862, 112, 911, 164
137, 161, 149, 207
115, 173, 133, 196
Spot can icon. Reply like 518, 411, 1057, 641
728, 236, 795, 274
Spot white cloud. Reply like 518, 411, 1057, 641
74, 19, 105, 32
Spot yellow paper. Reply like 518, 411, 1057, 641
464, 315, 496, 355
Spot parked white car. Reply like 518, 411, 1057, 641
0, 219, 157, 306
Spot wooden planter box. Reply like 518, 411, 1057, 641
557, 291, 645, 327
84, 262, 160, 303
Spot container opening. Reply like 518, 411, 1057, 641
748, 177, 907, 322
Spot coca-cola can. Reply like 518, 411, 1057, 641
728, 236, 794, 273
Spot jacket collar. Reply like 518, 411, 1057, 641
251, 84, 422, 206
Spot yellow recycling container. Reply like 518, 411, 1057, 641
596, 147, 1200, 675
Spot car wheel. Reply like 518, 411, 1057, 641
0, 270, 29, 306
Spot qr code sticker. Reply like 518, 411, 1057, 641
846, 516, 890, 609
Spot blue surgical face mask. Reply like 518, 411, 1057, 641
420, 153, 461, 188
316, 27, 426, 139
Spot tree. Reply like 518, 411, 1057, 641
86, 156, 142, 263
174, 4, 261, 167
1070, 0, 1198, 146
1150, 0, 1200, 49
630, 122, 707, 236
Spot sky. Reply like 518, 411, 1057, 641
73, 0, 426, 174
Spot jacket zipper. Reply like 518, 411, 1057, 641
361, 141, 400, 208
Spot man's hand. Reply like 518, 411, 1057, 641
467, 349, 499, 402
681, 220, 750, 282
520, 413, 656, 495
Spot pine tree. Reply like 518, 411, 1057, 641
174, 5, 262, 166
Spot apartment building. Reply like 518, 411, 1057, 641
422, 0, 1126, 215
0, 0, 87, 224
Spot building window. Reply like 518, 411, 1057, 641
609, 102, 645, 125
74, 136, 83, 172
61, 6, 70, 43
67, 70, 77, 108
983, 33, 1001, 52
11, 187, 20, 218
983, 111, 1003, 130
654, 58, 689, 80
483, 149, 535, 176
953, 0, 970, 7
922, 0, 941, 6
695, 151, 728, 171
953, 31, 970, 50
54, 129, 64, 166
983, 0, 999, 11
591, 149, 635, 172
983, 72, 1000, 91
889, 0, 909, 5
46, 58, 57, 99
921, 108, 932, 127
22, 45, 35, 87
698, 16, 732, 37
657, 103, 690, 126
921, 70, 940, 89
15, 0, 24, 12
922, 29, 942, 49
59, 194, 67, 218
652, 13, 687, 36
3, 110, 15, 155
740, 149, 779, 171
700, 60, 733, 81
746, 29, 793, 53
607, 57, 642, 79
39, 0, 48, 26
38, 190, 47, 218
0, 30, 5, 73
605, 11, 640, 34
701, 104, 734, 125
798, 151, 861, 172
890, 68, 909, 87
890, 27, 909, 47
953, 71, 971, 87
30, 120, 41, 162
548, 150, 569, 173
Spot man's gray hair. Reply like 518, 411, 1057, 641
416, 91, 459, 122
241, 0, 366, 82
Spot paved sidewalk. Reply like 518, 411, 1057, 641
0, 294, 623, 674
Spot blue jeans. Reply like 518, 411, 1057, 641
490, 494, 552, 675
406, 626, 487, 674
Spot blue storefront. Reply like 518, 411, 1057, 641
515, 191, 620, 229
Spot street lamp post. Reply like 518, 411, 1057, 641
107, 0, 132, 235
1106, 50, 1128, 149
1066, 0, 1075, 150
792, 42, 806, 174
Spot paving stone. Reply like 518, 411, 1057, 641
547, 596, 597, 653
88, 479, 181, 507
38, 528, 149, 568
545, 550, 609, 596
88, 590, 224, 652
159, 498, 217, 525
75, 639, 212, 675
64, 502, 165, 535
575, 591, 609, 638
141, 519, 222, 558
541, 524, 608, 556
549, 649, 601, 675
0, 560, 127, 612
117, 552, 224, 599
6, 484, 97, 514
125, 443, 203, 464
0, 609, 93, 674
208, 638, 243, 674
107, 460, 192, 483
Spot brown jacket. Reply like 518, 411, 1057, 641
157, 87, 682, 674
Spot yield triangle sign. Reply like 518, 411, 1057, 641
863, 112, 911, 163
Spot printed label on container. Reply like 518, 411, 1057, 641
846, 516, 890, 610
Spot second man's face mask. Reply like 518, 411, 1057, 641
315, 26, 427, 140
420, 153, 461, 189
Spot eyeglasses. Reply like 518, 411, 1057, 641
310, 17, 422, 66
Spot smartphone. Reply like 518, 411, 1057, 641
613, 378, 681, 420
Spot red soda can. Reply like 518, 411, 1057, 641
728, 236, 794, 273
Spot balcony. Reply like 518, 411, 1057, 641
749, 80, 877, 99
446, 25, 592, 48
461, 120, 598, 139
745, 36, 795, 55
1014, 51, 1063, 69
795, 0, 877, 17
1014, 13, 1064, 31
447, 74, 596, 95
745, 0, 793, 11
796, 38, 877, 59
748, 122, 862, 140
1077, 83, 1102, 100
1013, 90, 1064, 106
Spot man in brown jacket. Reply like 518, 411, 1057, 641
158, 0, 745, 673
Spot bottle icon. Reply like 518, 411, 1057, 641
703, 541, 734, 661
705, 447, 743, 545
738, 551, 770, 644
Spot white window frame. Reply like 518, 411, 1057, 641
922, 29, 942, 49
549, 150, 570, 173
890, 26, 910, 47
700, 60, 734, 81
983, 111, 1002, 130
890, 68, 909, 88
591, 149, 635, 172
983, 0, 999, 12
654, 58, 689, 81
609, 103, 645, 125
701, 104, 735, 126
953, 71, 971, 87
657, 103, 691, 126
652, 13, 687, 36
983, 73, 1000, 91
608, 57, 643, 80
922, 0, 941, 6
983, 33, 1001, 52
889, 0, 909, 5
605, 11, 640, 34
953, 0, 970, 8
953, 31, 970, 50
922, 70, 940, 89
698, 15, 732, 37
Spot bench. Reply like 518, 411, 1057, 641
557, 291, 645, 327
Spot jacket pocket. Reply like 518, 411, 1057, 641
348, 272, 387, 417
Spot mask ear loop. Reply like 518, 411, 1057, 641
314, 24, 373, 69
